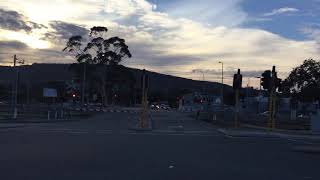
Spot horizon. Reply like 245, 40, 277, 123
0, 0, 320, 87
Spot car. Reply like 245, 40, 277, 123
160, 104, 170, 110
0, 101, 8, 105
150, 104, 160, 110
259, 111, 269, 117
297, 114, 310, 119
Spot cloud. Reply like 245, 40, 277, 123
0, 39, 71, 64
0, 8, 45, 32
0, 40, 28, 50
0, 40, 29, 64
300, 23, 320, 51
192, 68, 263, 78
160, 0, 247, 27
0, 0, 319, 85
263, 7, 299, 16
44, 21, 89, 43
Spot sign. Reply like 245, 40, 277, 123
43, 88, 57, 97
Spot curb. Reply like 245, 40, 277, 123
242, 124, 314, 135
293, 146, 320, 154
0, 119, 82, 124
217, 128, 279, 138
217, 128, 320, 141
0, 124, 26, 129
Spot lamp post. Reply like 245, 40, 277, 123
12, 55, 24, 119
218, 61, 224, 107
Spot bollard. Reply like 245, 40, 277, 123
55, 111, 57, 119
47, 111, 50, 120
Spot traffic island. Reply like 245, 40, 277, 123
128, 115, 153, 131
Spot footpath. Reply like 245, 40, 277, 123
216, 123, 320, 153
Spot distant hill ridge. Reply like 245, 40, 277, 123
0, 63, 231, 94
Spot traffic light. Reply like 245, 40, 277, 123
274, 72, 282, 92
233, 69, 242, 90
261, 70, 271, 91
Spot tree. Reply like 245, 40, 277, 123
63, 26, 131, 65
283, 59, 320, 102
63, 26, 132, 105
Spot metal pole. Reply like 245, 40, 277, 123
221, 62, 224, 106
256, 77, 262, 114
81, 63, 86, 105
235, 89, 240, 128
140, 72, 146, 128
268, 66, 276, 130
219, 61, 224, 107
12, 55, 18, 119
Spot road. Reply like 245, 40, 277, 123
0, 110, 319, 180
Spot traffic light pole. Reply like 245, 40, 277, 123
81, 63, 86, 105
268, 66, 277, 130
235, 89, 240, 128
268, 90, 274, 129
140, 70, 149, 128
233, 69, 242, 128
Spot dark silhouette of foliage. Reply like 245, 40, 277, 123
63, 26, 133, 106
63, 26, 131, 65
283, 59, 320, 101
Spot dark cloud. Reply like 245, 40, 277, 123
0, 40, 28, 50
0, 40, 71, 64
124, 41, 203, 68
0, 40, 29, 63
45, 21, 89, 41
192, 68, 264, 78
0, 8, 45, 32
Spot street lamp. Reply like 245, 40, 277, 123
218, 61, 224, 107
12, 55, 25, 119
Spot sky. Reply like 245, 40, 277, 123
0, 0, 319, 87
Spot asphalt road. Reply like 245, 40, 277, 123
0, 111, 319, 180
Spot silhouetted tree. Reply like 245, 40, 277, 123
63, 26, 131, 65
63, 26, 132, 105
283, 59, 320, 102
